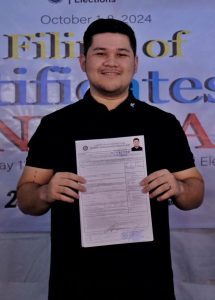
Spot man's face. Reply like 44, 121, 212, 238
133, 139, 140, 147
80, 32, 138, 101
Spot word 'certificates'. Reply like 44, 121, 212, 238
75, 136, 153, 247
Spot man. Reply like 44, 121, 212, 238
131, 137, 143, 151
17, 18, 204, 299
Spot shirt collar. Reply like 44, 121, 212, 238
83, 89, 138, 112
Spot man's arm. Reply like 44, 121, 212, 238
17, 166, 86, 216
140, 167, 204, 210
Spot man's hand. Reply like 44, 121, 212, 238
43, 172, 86, 204
140, 169, 181, 201
140, 167, 204, 210
17, 166, 87, 215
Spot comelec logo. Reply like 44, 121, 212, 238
48, 0, 63, 4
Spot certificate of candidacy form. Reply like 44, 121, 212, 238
75, 136, 153, 248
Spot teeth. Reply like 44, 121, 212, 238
102, 72, 119, 75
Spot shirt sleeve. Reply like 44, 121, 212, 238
26, 116, 58, 169
164, 114, 195, 172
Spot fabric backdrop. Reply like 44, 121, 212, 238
0, 1, 214, 299
0, 0, 214, 231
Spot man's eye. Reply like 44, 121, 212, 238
118, 53, 128, 57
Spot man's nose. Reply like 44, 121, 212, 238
103, 54, 118, 66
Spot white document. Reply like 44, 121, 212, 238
75, 136, 153, 247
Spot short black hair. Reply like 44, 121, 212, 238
83, 18, 137, 56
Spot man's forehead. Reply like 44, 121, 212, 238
90, 33, 132, 51
91, 32, 130, 44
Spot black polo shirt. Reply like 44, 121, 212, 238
27, 90, 194, 300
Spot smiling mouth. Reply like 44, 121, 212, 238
101, 71, 120, 76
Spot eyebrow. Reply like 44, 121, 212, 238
92, 47, 131, 53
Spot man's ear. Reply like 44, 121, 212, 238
79, 54, 86, 72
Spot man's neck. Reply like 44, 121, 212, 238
90, 90, 129, 111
